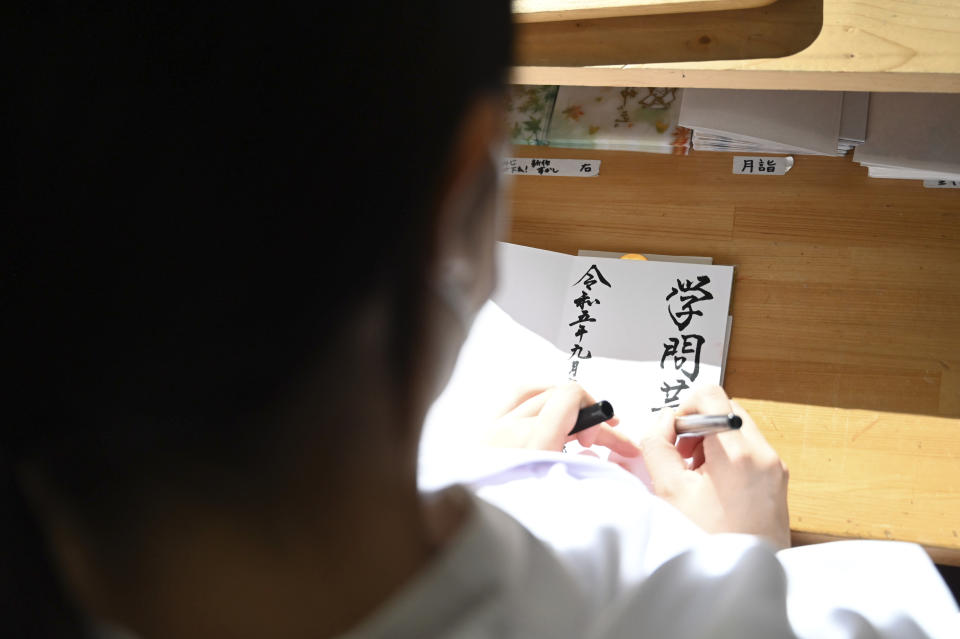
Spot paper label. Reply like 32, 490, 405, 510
503, 158, 600, 177
732, 156, 794, 175
923, 180, 960, 189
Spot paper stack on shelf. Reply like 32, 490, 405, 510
852, 92, 960, 182
679, 89, 864, 156
838, 92, 869, 154
505, 84, 558, 146
545, 86, 691, 154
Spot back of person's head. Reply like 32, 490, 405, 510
3, 4, 512, 637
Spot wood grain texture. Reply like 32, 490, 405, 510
506, 144, 960, 562
744, 398, 960, 564
512, 0, 960, 92
515, 0, 823, 66
513, 0, 777, 22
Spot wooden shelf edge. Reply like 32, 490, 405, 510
511, 66, 960, 93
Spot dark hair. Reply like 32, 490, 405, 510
3, 4, 512, 636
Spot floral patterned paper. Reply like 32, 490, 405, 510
546, 86, 691, 154
505, 85, 559, 146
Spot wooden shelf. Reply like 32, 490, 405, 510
512, 0, 960, 92
513, 0, 777, 23
506, 144, 960, 562
515, 0, 822, 67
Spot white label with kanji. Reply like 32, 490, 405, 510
732, 156, 794, 175
502, 158, 600, 177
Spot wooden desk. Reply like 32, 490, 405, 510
507, 144, 960, 563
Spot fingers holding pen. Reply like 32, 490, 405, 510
537, 382, 619, 449
676, 435, 706, 470
676, 385, 750, 464
487, 382, 622, 452
675, 384, 734, 418
639, 386, 791, 549
497, 385, 554, 418
638, 409, 689, 497
589, 423, 640, 458
697, 398, 780, 476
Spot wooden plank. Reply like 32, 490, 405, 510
506, 144, 960, 560
512, 0, 960, 92
743, 398, 960, 563
515, 0, 822, 66
513, 0, 777, 23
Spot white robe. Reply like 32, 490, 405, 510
341, 448, 960, 638
97, 449, 958, 639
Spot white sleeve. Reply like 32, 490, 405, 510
435, 450, 959, 639
592, 535, 959, 639
590, 535, 796, 639
777, 540, 959, 638
451, 450, 709, 612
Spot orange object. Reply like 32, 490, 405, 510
619, 253, 648, 260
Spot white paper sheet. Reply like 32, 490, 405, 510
866, 165, 960, 181
421, 243, 734, 467
495, 243, 733, 437
495, 243, 731, 356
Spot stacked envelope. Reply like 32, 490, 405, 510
678, 89, 868, 157
852, 93, 960, 183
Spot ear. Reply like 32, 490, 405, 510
430, 92, 509, 319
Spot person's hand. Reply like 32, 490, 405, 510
639, 385, 791, 549
485, 383, 640, 457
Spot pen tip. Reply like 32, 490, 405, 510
729, 414, 743, 429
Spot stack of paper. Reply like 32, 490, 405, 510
852, 92, 960, 182
679, 89, 867, 156
837, 92, 869, 154
546, 86, 691, 154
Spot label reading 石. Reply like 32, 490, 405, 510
503, 158, 600, 177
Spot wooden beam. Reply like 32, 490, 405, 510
513, 0, 960, 92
